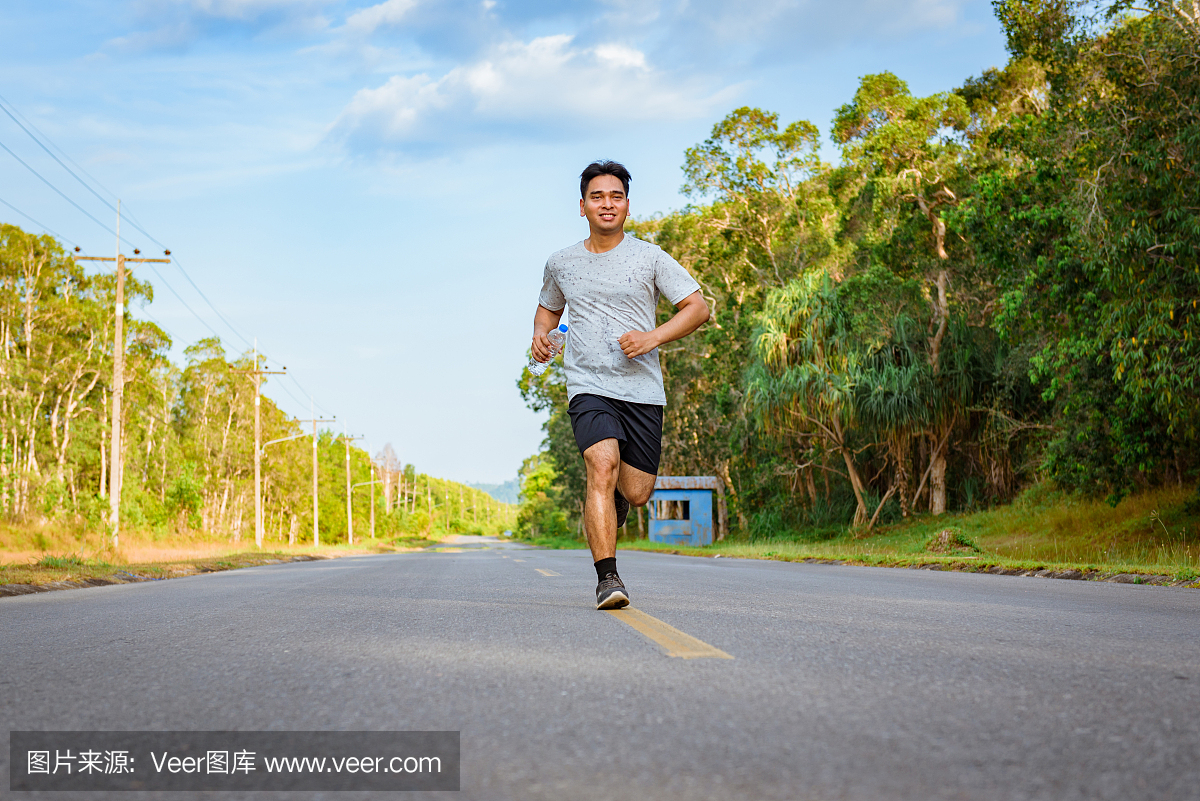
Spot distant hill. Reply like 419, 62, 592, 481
467, 479, 520, 505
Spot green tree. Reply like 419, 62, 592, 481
747, 272, 874, 525
833, 72, 979, 514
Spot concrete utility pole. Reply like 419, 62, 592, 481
295, 398, 335, 546
351, 477, 383, 538
259, 429, 307, 543
233, 341, 286, 548
337, 425, 363, 544
357, 439, 379, 539
75, 201, 170, 549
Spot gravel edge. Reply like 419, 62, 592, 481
0, 554, 330, 599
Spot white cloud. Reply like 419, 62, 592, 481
593, 43, 648, 71
331, 34, 736, 150
343, 0, 420, 34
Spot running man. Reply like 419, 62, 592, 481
531, 160, 709, 609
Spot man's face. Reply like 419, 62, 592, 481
579, 174, 629, 234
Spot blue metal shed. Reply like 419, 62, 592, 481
647, 476, 728, 547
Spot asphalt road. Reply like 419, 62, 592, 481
3, 537, 1199, 800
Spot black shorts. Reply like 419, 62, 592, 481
568, 394, 663, 475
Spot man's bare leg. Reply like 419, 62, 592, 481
582, 439, 622, 561
583, 440, 659, 560
582, 439, 660, 609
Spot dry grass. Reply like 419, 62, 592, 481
0, 522, 446, 588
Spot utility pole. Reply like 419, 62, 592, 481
338, 425, 363, 544
259, 429, 307, 544
368, 441, 375, 540
75, 201, 170, 549
295, 398, 335, 546
353, 439, 380, 538
351, 476, 383, 538
233, 342, 286, 548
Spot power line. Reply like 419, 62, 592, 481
0, 99, 123, 220
256, 367, 334, 423
0, 118, 259, 364
0, 95, 286, 379
289, 373, 336, 417
0, 195, 78, 247
3, 201, 333, 420
168, 254, 255, 352
266, 375, 317, 418
0, 97, 336, 419
0, 196, 174, 341
0, 92, 121, 206
0, 135, 132, 244
138, 264, 329, 418
143, 263, 225, 342
134, 305, 170, 334
0, 96, 173, 252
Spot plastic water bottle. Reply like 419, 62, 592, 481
528, 324, 568, 375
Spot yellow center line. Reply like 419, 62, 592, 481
513, 559, 526, 563
605, 608, 734, 660
535, 568, 560, 576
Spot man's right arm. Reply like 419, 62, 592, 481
531, 304, 564, 362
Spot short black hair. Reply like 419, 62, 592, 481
580, 160, 631, 199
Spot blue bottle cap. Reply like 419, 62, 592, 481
558, 324, 569, 332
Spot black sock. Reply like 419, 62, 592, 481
594, 557, 617, 581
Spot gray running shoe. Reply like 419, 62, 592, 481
596, 572, 630, 610
614, 490, 630, 529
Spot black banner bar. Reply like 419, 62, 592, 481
10, 731, 459, 791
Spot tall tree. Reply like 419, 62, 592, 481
833, 73, 976, 514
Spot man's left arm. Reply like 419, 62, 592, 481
618, 291, 710, 359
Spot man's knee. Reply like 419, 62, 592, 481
583, 444, 620, 487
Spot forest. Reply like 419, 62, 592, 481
0, 222, 510, 548
517, 0, 1200, 540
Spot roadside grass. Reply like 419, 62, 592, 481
521, 484, 1200, 582
0, 550, 312, 588
1, 523, 449, 588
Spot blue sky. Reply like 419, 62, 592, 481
0, 0, 1011, 484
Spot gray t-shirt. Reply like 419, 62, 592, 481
538, 234, 700, 406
